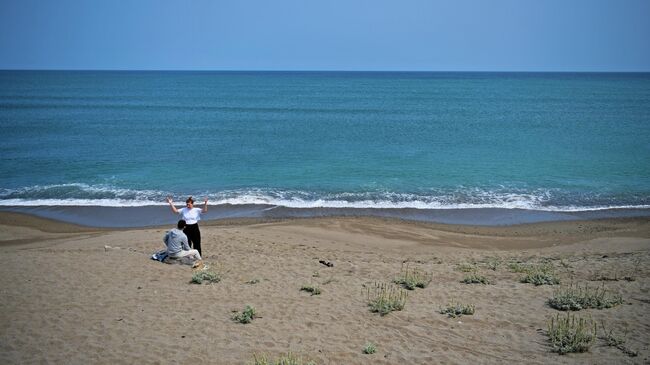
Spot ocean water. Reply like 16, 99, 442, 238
1, 71, 649, 225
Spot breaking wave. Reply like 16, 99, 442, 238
1, 183, 649, 212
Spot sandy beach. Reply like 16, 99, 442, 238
0, 212, 649, 364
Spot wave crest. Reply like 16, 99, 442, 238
0, 184, 648, 212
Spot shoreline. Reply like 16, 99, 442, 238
1, 204, 649, 229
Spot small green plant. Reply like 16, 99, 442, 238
251, 352, 316, 365
312, 271, 320, 277
520, 264, 560, 286
362, 342, 377, 354
439, 301, 475, 318
300, 284, 321, 296
547, 312, 596, 354
600, 322, 638, 357
246, 278, 261, 284
461, 273, 491, 285
522, 271, 560, 286
232, 305, 257, 324
394, 264, 432, 290
485, 257, 501, 271
508, 262, 531, 273
365, 282, 408, 316
456, 263, 477, 272
548, 283, 623, 311
191, 270, 221, 284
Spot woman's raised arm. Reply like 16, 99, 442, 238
166, 196, 179, 213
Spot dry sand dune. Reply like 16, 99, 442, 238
0, 212, 649, 364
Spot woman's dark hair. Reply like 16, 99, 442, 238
186, 196, 194, 204
177, 220, 186, 229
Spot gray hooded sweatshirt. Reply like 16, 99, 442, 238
163, 228, 189, 255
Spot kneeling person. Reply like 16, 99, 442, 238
164, 220, 202, 261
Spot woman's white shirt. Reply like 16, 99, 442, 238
179, 207, 202, 224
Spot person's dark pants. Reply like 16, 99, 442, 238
183, 223, 202, 256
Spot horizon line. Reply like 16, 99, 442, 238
1, 68, 650, 73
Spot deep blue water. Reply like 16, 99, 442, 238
1, 71, 649, 213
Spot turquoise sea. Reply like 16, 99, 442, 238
1, 71, 649, 225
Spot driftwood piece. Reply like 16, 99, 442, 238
319, 260, 334, 267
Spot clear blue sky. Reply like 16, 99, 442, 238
1, 0, 649, 71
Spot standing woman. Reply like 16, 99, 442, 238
166, 196, 208, 256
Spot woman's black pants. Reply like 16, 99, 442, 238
183, 223, 202, 256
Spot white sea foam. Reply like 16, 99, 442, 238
1, 196, 649, 212
1, 184, 648, 212
0, 199, 164, 207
